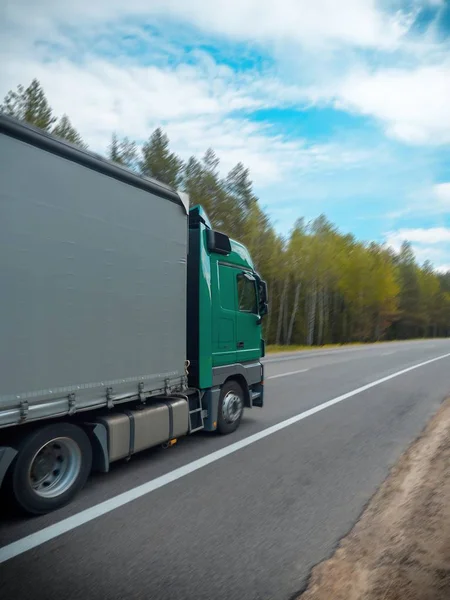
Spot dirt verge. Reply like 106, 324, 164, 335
299, 398, 450, 600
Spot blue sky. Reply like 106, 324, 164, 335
1, 0, 450, 268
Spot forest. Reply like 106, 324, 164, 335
2, 79, 450, 346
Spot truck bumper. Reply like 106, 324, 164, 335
251, 384, 264, 407
251, 362, 264, 408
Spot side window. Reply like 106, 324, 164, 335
237, 273, 257, 313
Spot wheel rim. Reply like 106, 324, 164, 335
28, 437, 82, 498
222, 391, 243, 424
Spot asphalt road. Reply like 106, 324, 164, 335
1, 339, 450, 600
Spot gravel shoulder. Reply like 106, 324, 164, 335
299, 398, 450, 600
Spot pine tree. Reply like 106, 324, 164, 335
109, 133, 121, 163
52, 115, 87, 148
1, 79, 56, 131
183, 156, 205, 208
226, 162, 257, 213
140, 128, 183, 188
108, 133, 137, 169
201, 149, 236, 232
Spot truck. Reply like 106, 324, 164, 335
0, 114, 268, 515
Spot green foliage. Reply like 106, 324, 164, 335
1, 79, 56, 131
140, 128, 184, 187
53, 115, 87, 149
2, 80, 85, 148
108, 133, 137, 169
4, 78, 450, 345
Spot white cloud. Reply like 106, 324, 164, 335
385, 227, 450, 269
434, 183, 450, 206
387, 228, 450, 248
231, 55, 450, 148
4, 0, 412, 51
333, 62, 450, 145
1, 52, 369, 186
385, 182, 450, 220
435, 264, 450, 273
2, 0, 449, 150
254, 55, 450, 146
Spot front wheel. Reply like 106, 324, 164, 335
5, 423, 92, 515
217, 380, 245, 435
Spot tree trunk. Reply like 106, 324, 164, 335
265, 280, 272, 342
318, 288, 324, 345
307, 282, 317, 346
323, 289, 329, 344
332, 290, 339, 343
287, 282, 301, 345
343, 305, 348, 343
282, 285, 289, 344
276, 278, 288, 345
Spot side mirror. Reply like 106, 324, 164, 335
259, 280, 268, 303
259, 302, 268, 317
255, 275, 268, 316
207, 229, 231, 255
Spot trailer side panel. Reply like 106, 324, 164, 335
0, 123, 187, 426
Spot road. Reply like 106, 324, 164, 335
1, 339, 450, 599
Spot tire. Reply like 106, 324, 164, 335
217, 380, 245, 435
5, 423, 92, 515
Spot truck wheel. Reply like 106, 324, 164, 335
217, 380, 245, 435
5, 423, 92, 515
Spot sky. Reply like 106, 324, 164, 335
1, 0, 450, 269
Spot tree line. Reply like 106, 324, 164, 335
2, 79, 450, 345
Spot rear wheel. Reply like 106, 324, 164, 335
217, 380, 245, 434
5, 423, 92, 515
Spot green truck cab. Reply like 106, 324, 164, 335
188, 206, 267, 434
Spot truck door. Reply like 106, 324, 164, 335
235, 271, 261, 363
212, 263, 237, 366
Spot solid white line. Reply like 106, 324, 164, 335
268, 369, 310, 379
1, 350, 450, 564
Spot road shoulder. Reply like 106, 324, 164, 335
298, 397, 450, 600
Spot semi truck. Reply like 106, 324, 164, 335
0, 114, 268, 515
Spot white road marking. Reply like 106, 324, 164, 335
381, 351, 396, 356
267, 368, 310, 379
1, 350, 450, 564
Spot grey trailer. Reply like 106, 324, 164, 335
0, 115, 191, 513
0, 114, 189, 426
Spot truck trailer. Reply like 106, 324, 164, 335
0, 114, 268, 515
